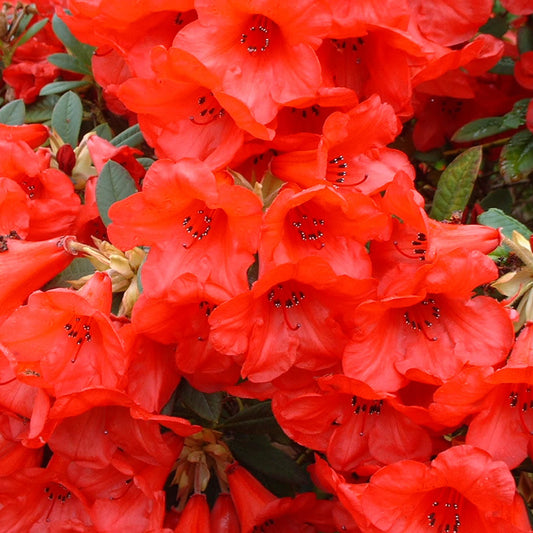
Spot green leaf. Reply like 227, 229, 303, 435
178, 381, 223, 423
479, 188, 513, 214
96, 160, 137, 226
430, 146, 482, 221
25, 94, 59, 123
489, 56, 516, 75
52, 14, 95, 69
0, 99, 25, 125
500, 129, 533, 183
43, 257, 95, 290
219, 401, 281, 434
47, 53, 92, 75
110, 123, 144, 147
452, 117, 507, 143
502, 98, 531, 130
95, 123, 113, 141
39, 80, 91, 96
518, 25, 533, 54
478, 208, 532, 240
14, 17, 48, 49
51, 91, 83, 146
227, 434, 310, 492
480, 14, 508, 38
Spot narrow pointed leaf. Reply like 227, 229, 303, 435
96, 160, 137, 227
47, 53, 92, 75
430, 146, 482, 220
52, 14, 95, 69
40, 80, 91, 96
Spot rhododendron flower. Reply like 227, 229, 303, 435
408, 0, 493, 46
209, 257, 375, 383
271, 95, 414, 195
172, 0, 332, 124
3, 59, 60, 104
132, 273, 241, 392
317, 27, 425, 118
370, 171, 502, 278
259, 182, 389, 277
118, 46, 274, 168
0, 235, 76, 325
430, 322, 533, 468
358, 445, 531, 532
0, 272, 127, 397
272, 374, 433, 475
343, 250, 515, 390
227, 462, 338, 533
108, 158, 262, 294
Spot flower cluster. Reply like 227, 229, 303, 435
1, 0, 533, 531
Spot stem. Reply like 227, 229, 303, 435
443, 137, 510, 156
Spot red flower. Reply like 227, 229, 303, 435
118, 46, 273, 168
271, 95, 414, 195
408, 0, 493, 46
359, 445, 531, 532
0, 272, 127, 397
132, 273, 241, 392
431, 323, 533, 468
108, 158, 262, 294
259, 182, 389, 278
227, 462, 337, 533
0, 235, 76, 325
3, 60, 59, 104
174, 493, 211, 531
272, 374, 433, 475
209, 257, 375, 383
343, 250, 514, 390
172, 0, 332, 124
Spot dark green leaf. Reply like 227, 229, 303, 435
518, 25, 533, 54
502, 98, 531, 130
178, 381, 223, 423
479, 188, 513, 214
14, 17, 48, 48
52, 14, 95, 69
110, 123, 144, 147
95, 123, 113, 141
0, 99, 25, 125
478, 208, 532, 240
500, 129, 533, 183
138, 157, 155, 170
51, 91, 83, 146
43, 257, 95, 289
96, 160, 137, 226
489, 56, 516, 75
227, 434, 310, 492
452, 117, 507, 143
25, 94, 59, 123
220, 401, 281, 434
39, 80, 91, 96
47, 53, 92, 75
480, 15, 508, 38
430, 146, 482, 220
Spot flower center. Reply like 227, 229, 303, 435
64, 316, 93, 362
20, 176, 42, 199
181, 202, 216, 249
350, 396, 384, 436
403, 297, 440, 342
326, 155, 368, 188
240, 14, 275, 54
288, 207, 325, 249
43, 483, 72, 523
509, 384, 533, 435
393, 232, 428, 261
266, 283, 305, 330
189, 91, 225, 126
426, 487, 465, 532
